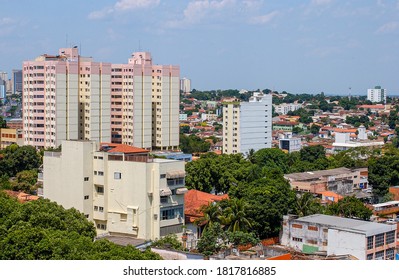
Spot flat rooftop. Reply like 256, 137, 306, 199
284, 167, 352, 181
295, 214, 396, 236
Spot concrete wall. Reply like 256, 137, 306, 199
328, 229, 365, 260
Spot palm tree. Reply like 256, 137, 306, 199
194, 202, 223, 232
220, 198, 253, 233
295, 192, 322, 217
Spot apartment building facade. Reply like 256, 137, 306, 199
43, 140, 187, 240
281, 214, 397, 260
23, 48, 180, 150
223, 92, 272, 155
22, 47, 111, 149
367, 86, 386, 103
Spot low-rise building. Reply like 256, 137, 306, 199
281, 214, 397, 260
284, 167, 368, 194
43, 140, 187, 240
0, 128, 23, 149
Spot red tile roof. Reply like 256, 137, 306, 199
3, 190, 39, 203
184, 189, 229, 222
100, 143, 149, 154
357, 105, 385, 109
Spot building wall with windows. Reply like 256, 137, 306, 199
43, 140, 186, 240
367, 86, 386, 103
0, 128, 24, 149
281, 214, 397, 260
23, 47, 111, 149
223, 92, 272, 155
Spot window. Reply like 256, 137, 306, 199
120, 214, 127, 221
160, 174, 166, 179
308, 226, 318, 231
366, 253, 373, 260
292, 224, 303, 229
96, 223, 107, 230
386, 231, 395, 244
94, 171, 97, 175
94, 206, 98, 211
84, 177, 89, 181
160, 196, 168, 203
99, 207, 104, 212
98, 171, 104, 176
386, 248, 395, 260
160, 206, 183, 220
96, 185, 104, 194
375, 250, 384, 260
84, 195, 89, 200
85, 214, 89, 219
292, 237, 303, 242
367, 236, 374, 250
375, 233, 384, 247
114, 172, 122, 179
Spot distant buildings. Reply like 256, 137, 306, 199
180, 77, 191, 95
222, 92, 272, 155
12, 69, 22, 94
22, 47, 180, 150
284, 167, 368, 195
367, 86, 386, 103
333, 125, 384, 152
274, 103, 302, 115
281, 214, 397, 260
0, 128, 23, 149
279, 133, 302, 153
43, 140, 187, 240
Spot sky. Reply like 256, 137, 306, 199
0, 0, 398, 95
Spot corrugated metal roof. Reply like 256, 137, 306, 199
295, 214, 396, 236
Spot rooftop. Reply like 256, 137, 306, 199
100, 143, 149, 154
295, 214, 396, 236
284, 167, 352, 181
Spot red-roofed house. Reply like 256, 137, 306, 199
184, 189, 228, 238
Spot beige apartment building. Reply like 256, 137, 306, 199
0, 128, 23, 149
43, 140, 187, 240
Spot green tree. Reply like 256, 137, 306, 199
151, 234, 183, 251
0, 193, 162, 260
295, 192, 323, 217
11, 170, 38, 193
219, 198, 253, 233
196, 222, 227, 257
325, 196, 372, 220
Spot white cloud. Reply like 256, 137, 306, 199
89, 0, 160, 20
249, 11, 279, 25
376, 21, 399, 34
114, 0, 160, 11
166, 0, 236, 28
0, 17, 15, 26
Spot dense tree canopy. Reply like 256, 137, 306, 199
0, 193, 161, 260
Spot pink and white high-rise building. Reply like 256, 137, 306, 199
111, 52, 180, 150
23, 47, 111, 149
23, 48, 180, 150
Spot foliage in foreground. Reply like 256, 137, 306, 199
0, 192, 161, 260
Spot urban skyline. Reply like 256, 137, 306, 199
1, 0, 399, 95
